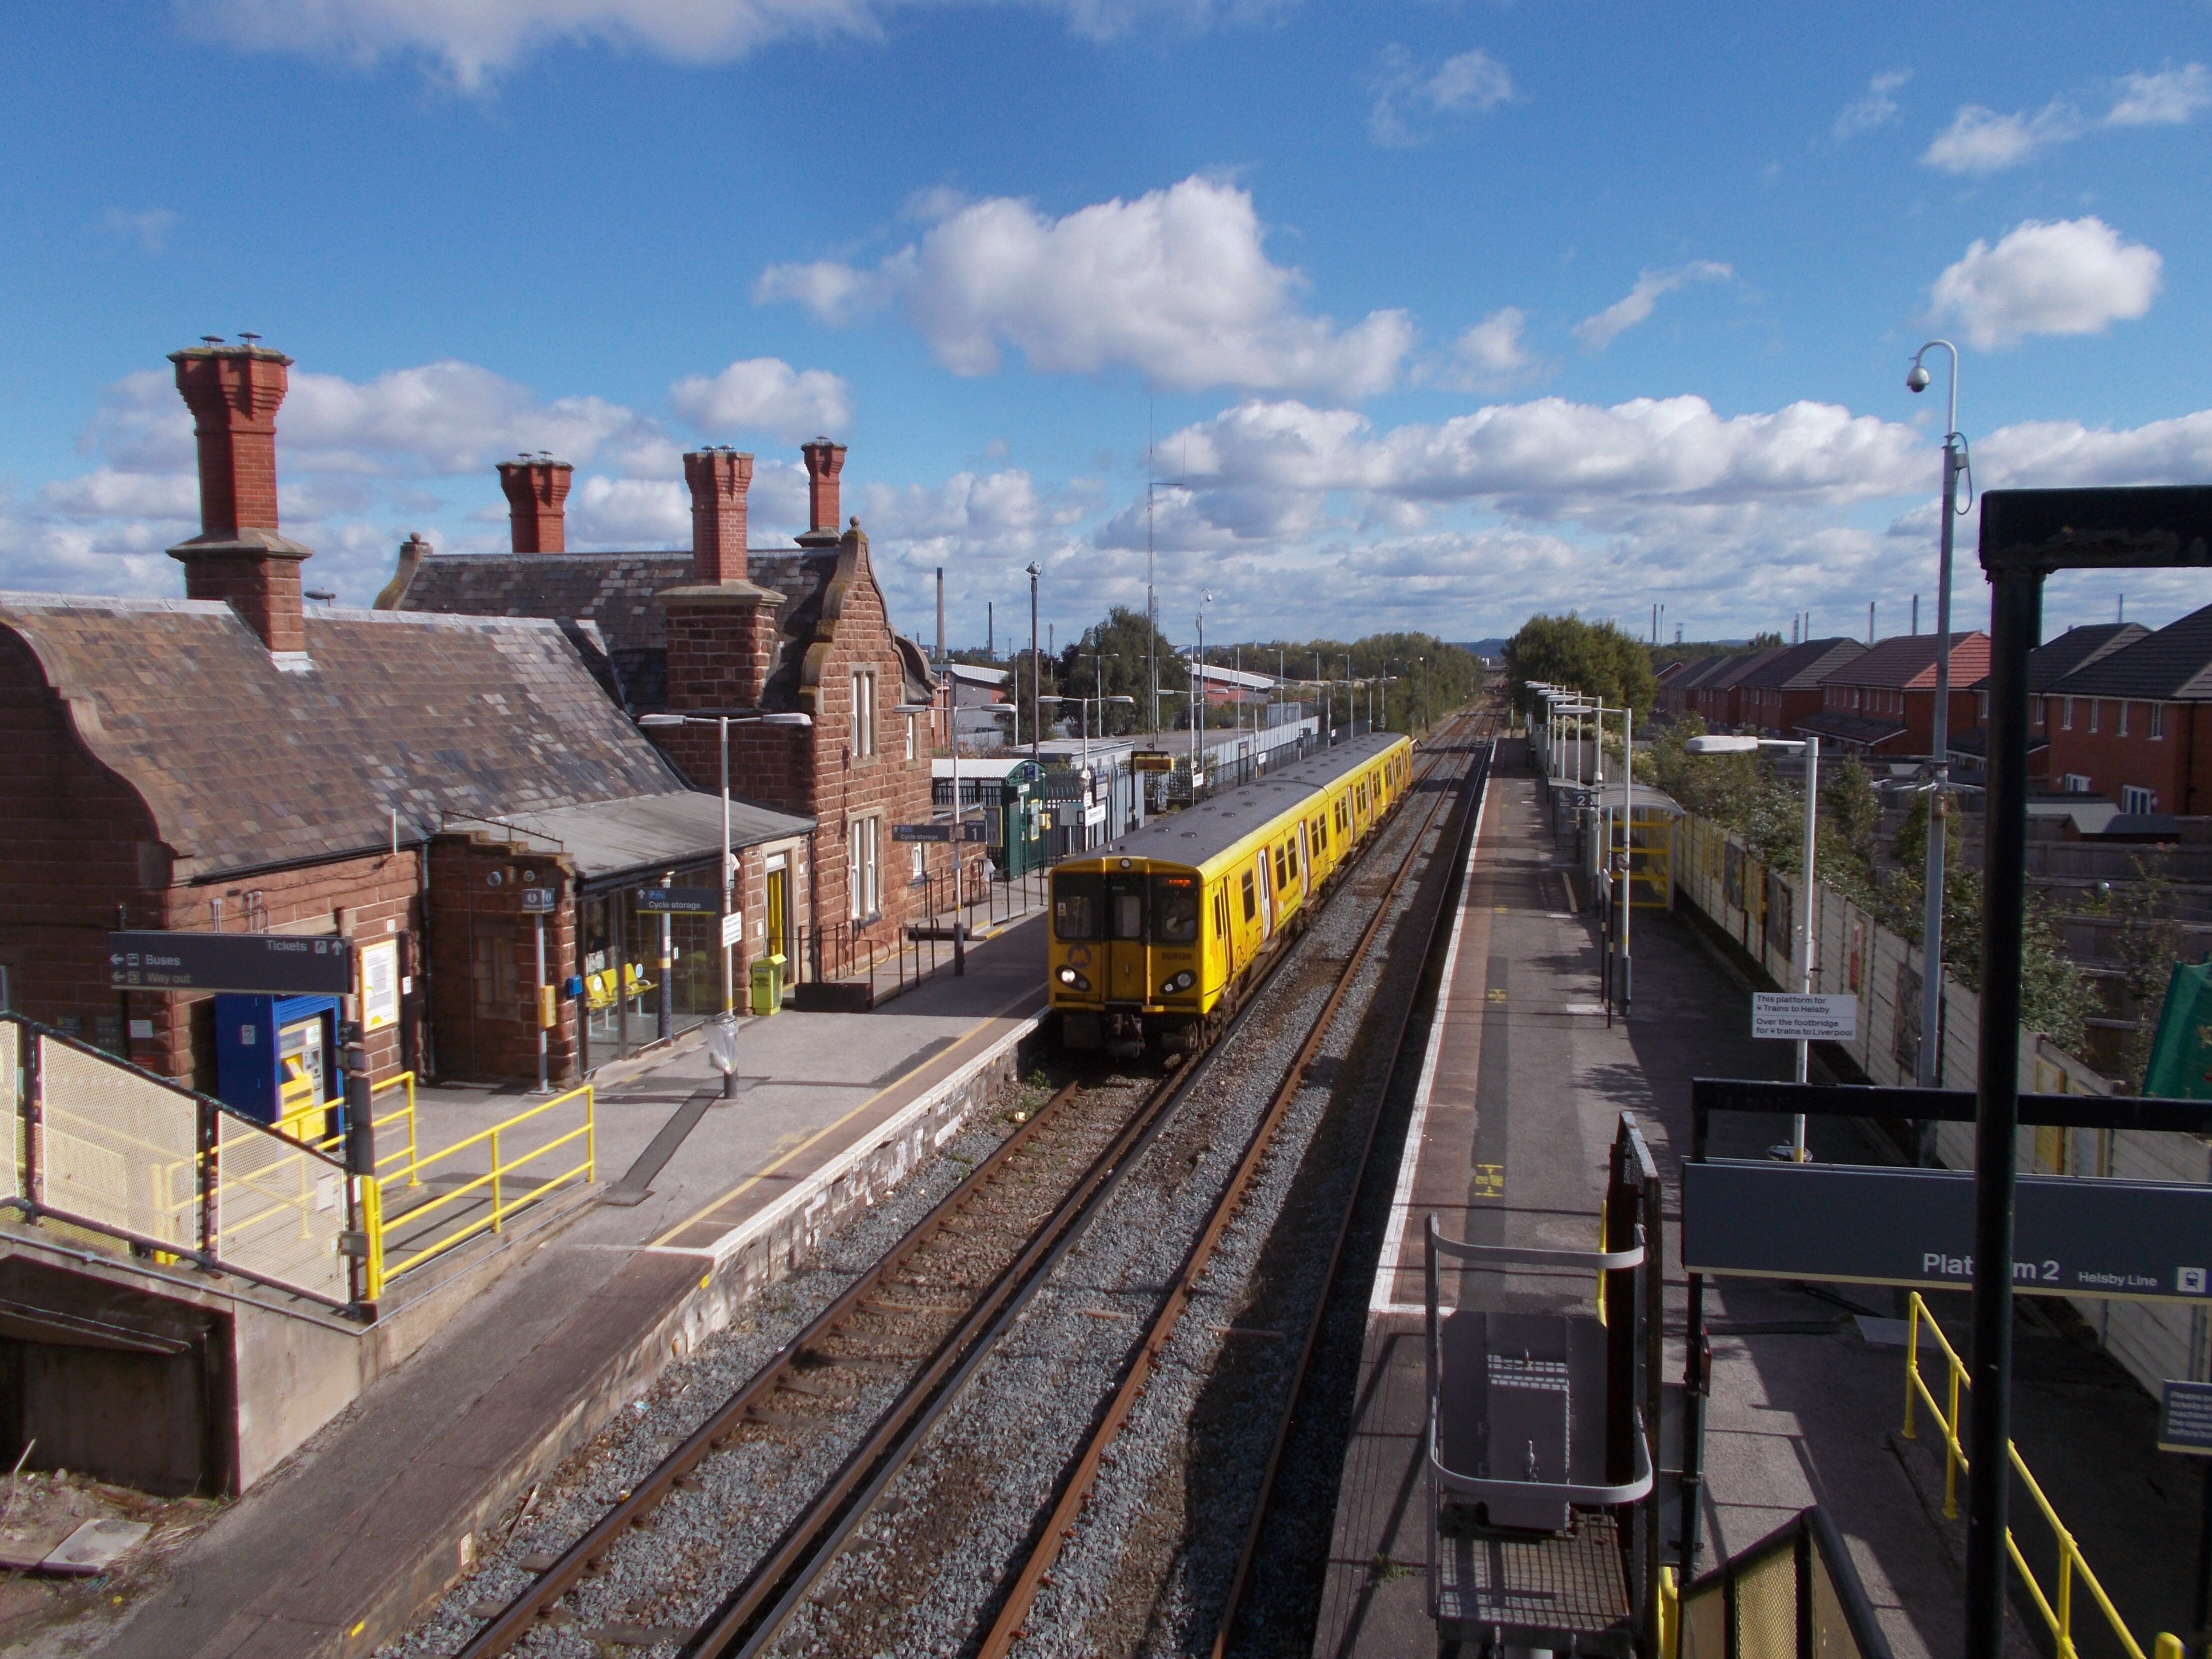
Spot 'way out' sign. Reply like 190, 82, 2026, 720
1752, 992, 1858, 1042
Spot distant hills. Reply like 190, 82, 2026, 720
1454, 638, 1509, 659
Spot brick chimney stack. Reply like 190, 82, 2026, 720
798, 438, 846, 546
496, 456, 573, 553
167, 340, 314, 656
684, 448, 754, 584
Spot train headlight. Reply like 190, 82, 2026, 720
1160, 970, 1195, 995
1056, 967, 1090, 991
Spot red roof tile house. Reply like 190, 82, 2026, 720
1736, 638, 1866, 738
2042, 608, 2212, 813
0, 342, 814, 1092
381, 440, 937, 992
1796, 632, 1990, 756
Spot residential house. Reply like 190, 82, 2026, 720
1796, 632, 1990, 756
2044, 607, 2212, 812
1690, 649, 1785, 729
1952, 622, 2148, 784
1736, 638, 1866, 738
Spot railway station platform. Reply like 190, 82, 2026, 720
90, 912, 1050, 1659
1316, 739, 1985, 1659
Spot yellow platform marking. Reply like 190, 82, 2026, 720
1486, 988, 1508, 1005
1494, 905, 1508, 914
1474, 1164, 1504, 1199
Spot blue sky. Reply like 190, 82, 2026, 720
2, 1, 2208, 650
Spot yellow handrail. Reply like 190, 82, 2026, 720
368, 1083, 595, 1286
1902, 1292, 2172, 1659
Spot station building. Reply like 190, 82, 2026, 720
0, 340, 840, 1096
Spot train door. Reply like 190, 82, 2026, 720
1254, 852, 1275, 940
1104, 870, 1147, 1002
1298, 822, 1312, 898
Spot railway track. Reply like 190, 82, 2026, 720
416, 714, 1487, 1659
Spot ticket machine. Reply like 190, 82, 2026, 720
214, 994, 343, 1140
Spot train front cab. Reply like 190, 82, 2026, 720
1051, 858, 1208, 1056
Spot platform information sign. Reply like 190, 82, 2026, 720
720, 912, 745, 948
1751, 993, 1858, 1042
893, 822, 954, 842
1684, 1160, 2212, 1302
108, 930, 353, 996
636, 886, 720, 913
2159, 1380, 2212, 1455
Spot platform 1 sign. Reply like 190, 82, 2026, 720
1684, 1160, 2212, 1302
1751, 993, 1858, 1042
2159, 1380, 2212, 1455
636, 886, 720, 914
108, 930, 353, 996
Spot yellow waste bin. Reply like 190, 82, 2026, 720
750, 954, 786, 1016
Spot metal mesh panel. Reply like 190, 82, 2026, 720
1681, 1579, 1729, 1659
0, 1022, 20, 1205
1734, 1543, 1800, 1659
36, 1037, 196, 1250
1810, 1537, 1862, 1659
214, 1115, 348, 1304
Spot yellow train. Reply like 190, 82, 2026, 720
1051, 732, 1416, 1054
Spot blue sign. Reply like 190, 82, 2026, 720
2160, 1380, 2212, 1455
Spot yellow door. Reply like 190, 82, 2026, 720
1105, 872, 1147, 1002
766, 868, 788, 959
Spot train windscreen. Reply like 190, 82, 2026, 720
1150, 874, 1200, 944
1054, 872, 1102, 940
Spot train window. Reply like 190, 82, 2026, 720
1240, 870, 1258, 922
1054, 872, 1103, 940
1272, 844, 1288, 890
1109, 880, 1146, 940
1150, 875, 1200, 944
1214, 888, 1230, 936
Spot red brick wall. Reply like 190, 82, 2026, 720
0, 628, 426, 1092
665, 604, 778, 712
424, 837, 580, 1084
2046, 699, 2200, 810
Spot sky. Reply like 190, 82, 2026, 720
2, 2, 2209, 654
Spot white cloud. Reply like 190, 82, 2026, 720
1923, 64, 2208, 172
1570, 261, 1732, 354
185, 0, 1280, 88
566, 475, 689, 547
102, 207, 178, 253
667, 358, 852, 442
2105, 63, 2212, 126
1368, 45, 1514, 147
1832, 68, 1910, 140
1928, 217, 2162, 350
758, 176, 1414, 401
1437, 308, 1543, 392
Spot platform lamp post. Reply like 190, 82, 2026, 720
1906, 341, 1968, 1151
1027, 562, 1042, 766
638, 710, 813, 1096
1686, 734, 1821, 1158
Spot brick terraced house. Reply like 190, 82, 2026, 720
1796, 632, 1990, 756
380, 437, 938, 994
1735, 638, 1866, 738
2040, 607, 2212, 813
0, 342, 815, 1092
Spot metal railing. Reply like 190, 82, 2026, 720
364, 1082, 595, 1295
1661, 1506, 1894, 1659
1902, 1292, 2177, 1659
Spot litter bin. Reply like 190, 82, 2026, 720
749, 953, 786, 1016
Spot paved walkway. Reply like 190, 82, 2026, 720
1316, 741, 1978, 1659
96, 912, 1048, 1659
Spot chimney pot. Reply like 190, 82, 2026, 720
496, 457, 573, 553
683, 447, 754, 584
166, 340, 312, 654
798, 438, 848, 546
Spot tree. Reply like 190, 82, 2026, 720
1504, 614, 1656, 719
1057, 607, 1178, 736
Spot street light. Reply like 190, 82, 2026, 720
1686, 732, 1822, 1160
637, 710, 814, 1096
1908, 340, 1968, 1126
1027, 562, 1042, 767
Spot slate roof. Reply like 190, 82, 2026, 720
1669, 656, 1742, 694
1738, 638, 1867, 691
2049, 605, 2212, 700
0, 593, 698, 881
2018, 623, 2150, 692
444, 792, 812, 888
1694, 649, 1787, 694
1822, 632, 1990, 690
1794, 710, 1908, 748
382, 544, 934, 713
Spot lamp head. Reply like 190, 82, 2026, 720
1906, 363, 1930, 394
1684, 734, 1762, 754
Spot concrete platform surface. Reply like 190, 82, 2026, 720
1316, 745, 1973, 1659
91, 912, 1049, 1659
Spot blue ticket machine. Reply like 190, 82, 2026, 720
215, 994, 344, 1138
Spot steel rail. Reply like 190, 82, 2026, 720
694, 730, 1456, 1659
976, 712, 1483, 1658
454, 1072, 1106, 1658
1208, 713, 1496, 1657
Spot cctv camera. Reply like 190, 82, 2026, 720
1906, 364, 1930, 394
